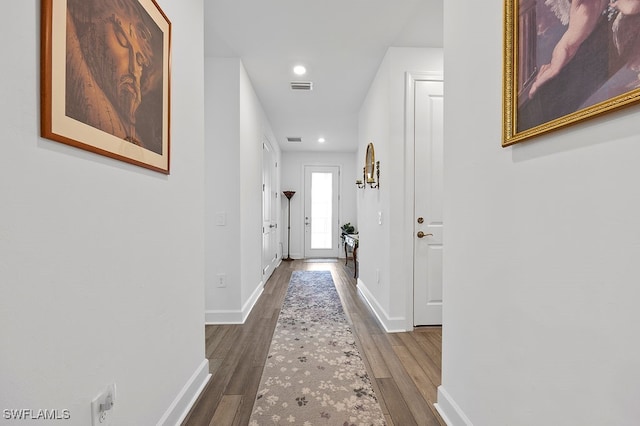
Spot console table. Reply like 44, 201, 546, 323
342, 234, 359, 278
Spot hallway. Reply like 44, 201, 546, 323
183, 260, 444, 425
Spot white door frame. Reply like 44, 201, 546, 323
303, 165, 341, 259
404, 71, 444, 329
262, 139, 278, 282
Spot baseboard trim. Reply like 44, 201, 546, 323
435, 386, 473, 426
157, 359, 211, 426
356, 279, 408, 333
240, 280, 264, 323
205, 281, 264, 324
205, 309, 243, 324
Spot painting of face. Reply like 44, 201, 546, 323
96, 4, 154, 127
66, 0, 164, 151
42, 0, 171, 172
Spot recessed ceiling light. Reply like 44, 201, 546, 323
293, 65, 307, 76
318, 137, 326, 143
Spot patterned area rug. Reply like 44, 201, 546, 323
249, 270, 385, 426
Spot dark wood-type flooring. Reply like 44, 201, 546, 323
182, 259, 444, 426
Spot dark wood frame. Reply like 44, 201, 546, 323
41, 0, 172, 173
503, 0, 640, 146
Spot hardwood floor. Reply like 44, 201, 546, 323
182, 260, 444, 426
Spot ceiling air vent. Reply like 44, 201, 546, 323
290, 81, 313, 91
287, 137, 302, 143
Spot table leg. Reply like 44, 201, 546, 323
352, 245, 358, 279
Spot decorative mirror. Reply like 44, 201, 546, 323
365, 143, 375, 183
364, 142, 379, 189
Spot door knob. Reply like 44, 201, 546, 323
417, 231, 433, 238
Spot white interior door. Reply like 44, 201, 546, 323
303, 166, 340, 258
413, 78, 444, 326
262, 141, 278, 281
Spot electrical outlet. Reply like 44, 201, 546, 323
91, 384, 116, 426
216, 273, 226, 288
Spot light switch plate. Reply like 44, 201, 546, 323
215, 212, 226, 226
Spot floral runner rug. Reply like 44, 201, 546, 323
249, 270, 385, 426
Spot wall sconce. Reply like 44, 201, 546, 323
368, 161, 380, 189
356, 166, 366, 188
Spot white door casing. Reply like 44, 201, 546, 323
262, 141, 278, 281
303, 165, 340, 259
411, 76, 444, 326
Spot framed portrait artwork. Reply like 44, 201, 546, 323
503, 0, 640, 146
41, 0, 171, 173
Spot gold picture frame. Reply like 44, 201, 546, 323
41, 0, 172, 173
365, 142, 375, 184
503, 0, 640, 146
364, 142, 379, 189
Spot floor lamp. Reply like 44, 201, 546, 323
283, 191, 295, 261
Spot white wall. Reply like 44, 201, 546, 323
204, 58, 281, 323
0, 1, 208, 425
204, 58, 242, 316
281, 151, 358, 259
438, 2, 640, 425
357, 47, 443, 331
239, 64, 281, 302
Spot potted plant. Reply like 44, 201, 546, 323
341, 222, 355, 235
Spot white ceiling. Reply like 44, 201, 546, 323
203, 0, 443, 152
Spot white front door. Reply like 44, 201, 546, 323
262, 141, 278, 281
303, 165, 340, 258
413, 78, 444, 326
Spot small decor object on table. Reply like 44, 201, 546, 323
341, 222, 355, 234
